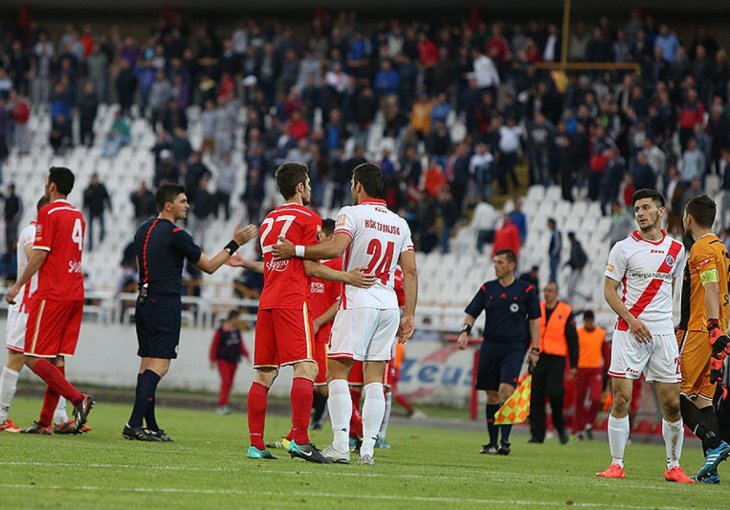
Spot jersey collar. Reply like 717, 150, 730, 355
360, 199, 387, 206
631, 229, 666, 246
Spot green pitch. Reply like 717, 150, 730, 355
1, 397, 728, 509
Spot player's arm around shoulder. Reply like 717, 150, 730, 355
302, 260, 376, 288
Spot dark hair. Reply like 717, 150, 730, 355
547, 217, 556, 227
156, 184, 186, 211
352, 162, 385, 198
275, 162, 308, 199
685, 195, 716, 228
632, 188, 665, 208
36, 195, 50, 212
494, 249, 516, 264
226, 309, 240, 321
583, 310, 595, 320
321, 218, 336, 236
48, 167, 75, 196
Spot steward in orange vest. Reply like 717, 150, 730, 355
529, 282, 579, 444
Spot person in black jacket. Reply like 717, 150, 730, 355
83, 174, 111, 251
209, 310, 250, 415
79, 82, 98, 147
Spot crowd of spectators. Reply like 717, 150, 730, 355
0, 7, 729, 265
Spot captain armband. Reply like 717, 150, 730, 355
700, 269, 719, 285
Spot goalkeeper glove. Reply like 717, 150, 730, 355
707, 319, 730, 357
710, 354, 725, 384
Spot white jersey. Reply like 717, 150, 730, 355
335, 199, 414, 310
14, 222, 39, 313
604, 230, 685, 334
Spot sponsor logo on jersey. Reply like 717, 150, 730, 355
509, 303, 519, 313
628, 270, 672, 280
266, 259, 290, 272
310, 281, 325, 294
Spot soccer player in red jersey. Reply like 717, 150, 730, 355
5, 167, 94, 434
245, 163, 375, 462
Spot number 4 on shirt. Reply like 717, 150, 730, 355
71, 218, 83, 251
366, 239, 394, 285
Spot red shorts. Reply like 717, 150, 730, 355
254, 306, 315, 368
25, 299, 83, 358
347, 360, 391, 386
314, 341, 328, 385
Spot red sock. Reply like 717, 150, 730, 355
39, 365, 64, 426
31, 359, 82, 407
289, 377, 313, 445
350, 400, 363, 439
247, 382, 269, 450
350, 389, 361, 411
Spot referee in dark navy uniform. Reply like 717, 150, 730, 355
123, 183, 257, 441
458, 249, 541, 456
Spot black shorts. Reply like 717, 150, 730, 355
476, 341, 526, 391
136, 294, 182, 359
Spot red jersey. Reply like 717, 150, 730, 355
259, 203, 321, 310
394, 266, 405, 307
33, 199, 86, 301
309, 257, 343, 341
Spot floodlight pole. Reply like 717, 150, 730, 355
561, 0, 571, 68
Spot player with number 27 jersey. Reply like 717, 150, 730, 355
334, 199, 414, 311
26, 199, 86, 358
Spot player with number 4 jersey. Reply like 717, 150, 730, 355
273, 162, 418, 465
4, 167, 94, 435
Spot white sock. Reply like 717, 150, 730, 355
360, 382, 386, 458
54, 397, 69, 424
608, 414, 630, 468
662, 418, 684, 469
0, 367, 20, 422
327, 379, 352, 453
379, 390, 392, 441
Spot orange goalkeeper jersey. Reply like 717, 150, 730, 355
680, 233, 729, 332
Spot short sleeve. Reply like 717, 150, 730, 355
604, 242, 627, 282
334, 206, 356, 239
303, 213, 321, 246
465, 284, 487, 318
525, 284, 541, 319
33, 207, 53, 252
171, 228, 202, 264
673, 245, 687, 279
400, 219, 414, 253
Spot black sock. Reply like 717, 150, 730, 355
500, 423, 513, 444
701, 406, 723, 452
311, 391, 327, 425
680, 395, 721, 452
128, 370, 161, 429
486, 403, 500, 446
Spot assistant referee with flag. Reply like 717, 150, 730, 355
458, 249, 541, 456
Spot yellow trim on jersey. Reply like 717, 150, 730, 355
700, 268, 719, 285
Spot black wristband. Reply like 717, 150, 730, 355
461, 324, 472, 335
224, 240, 240, 256
531, 347, 540, 354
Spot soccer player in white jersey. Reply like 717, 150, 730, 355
0, 196, 76, 434
598, 189, 693, 483
273, 162, 418, 465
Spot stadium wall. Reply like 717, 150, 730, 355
0, 321, 475, 406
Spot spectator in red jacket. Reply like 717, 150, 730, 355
492, 214, 521, 259
209, 310, 250, 415
678, 88, 705, 150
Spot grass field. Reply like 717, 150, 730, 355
2, 397, 729, 509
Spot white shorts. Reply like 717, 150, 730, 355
608, 330, 680, 384
5, 307, 28, 353
328, 308, 400, 362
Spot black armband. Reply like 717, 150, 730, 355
224, 240, 240, 256
461, 324, 472, 335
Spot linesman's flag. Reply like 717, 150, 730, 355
494, 375, 531, 425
